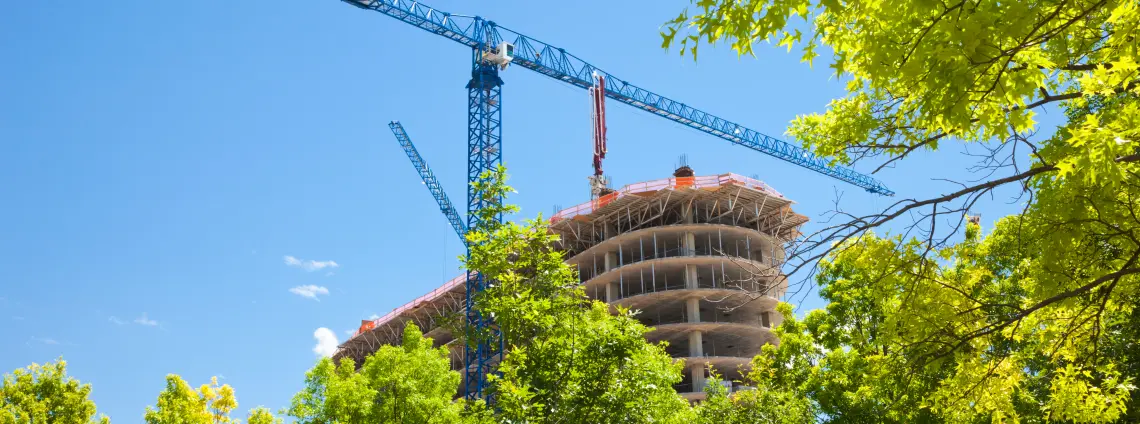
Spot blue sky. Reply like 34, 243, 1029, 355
0, 0, 1056, 420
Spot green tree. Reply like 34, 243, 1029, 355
144, 375, 238, 424
0, 358, 109, 424
287, 321, 477, 424
663, 0, 1140, 422
463, 165, 694, 423
245, 407, 280, 424
732, 220, 1138, 422
694, 369, 813, 424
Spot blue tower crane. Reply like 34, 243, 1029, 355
339, 0, 896, 402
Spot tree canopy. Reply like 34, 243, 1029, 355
143, 374, 279, 424
144, 375, 235, 424
287, 321, 479, 424
244, 408, 279, 424
0, 358, 109, 424
664, 0, 1140, 421
693, 367, 814, 424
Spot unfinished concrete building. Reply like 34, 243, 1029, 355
333, 170, 807, 400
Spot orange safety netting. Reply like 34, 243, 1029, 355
596, 191, 618, 209
358, 320, 376, 333
674, 176, 695, 189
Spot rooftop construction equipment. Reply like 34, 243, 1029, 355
336, 0, 895, 401
589, 71, 610, 200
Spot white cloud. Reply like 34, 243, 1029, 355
109, 316, 126, 325
33, 337, 59, 345
312, 327, 338, 357
344, 329, 356, 337
368, 314, 380, 320
134, 313, 158, 326
284, 255, 339, 272
289, 285, 330, 300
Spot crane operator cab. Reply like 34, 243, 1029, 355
482, 42, 515, 70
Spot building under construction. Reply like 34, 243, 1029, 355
333, 169, 807, 400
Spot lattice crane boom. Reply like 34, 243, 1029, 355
388, 122, 468, 243
342, 0, 894, 196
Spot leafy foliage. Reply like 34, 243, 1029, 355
463, 165, 694, 423
664, 0, 1139, 173
694, 369, 813, 424
287, 321, 482, 424
746, 220, 1138, 422
663, 0, 1140, 421
244, 408, 280, 424
0, 358, 109, 424
144, 375, 240, 424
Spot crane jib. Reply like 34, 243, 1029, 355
343, 0, 892, 195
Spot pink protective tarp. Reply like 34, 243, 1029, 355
352, 273, 469, 338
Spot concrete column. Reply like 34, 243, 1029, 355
690, 366, 706, 393
686, 297, 701, 323
684, 264, 699, 289
682, 204, 694, 224
682, 232, 696, 256
605, 252, 618, 302
689, 330, 705, 391
688, 330, 703, 357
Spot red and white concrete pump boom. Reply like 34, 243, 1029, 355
589, 71, 610, 198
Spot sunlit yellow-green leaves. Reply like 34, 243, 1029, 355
245, 408, 280, 424
3, 359, 283, 424
664, 0, 1140, 421
695, 367, 814, 424
287, 322, 478, 424
0, 359, 109, 424
757, 216, 1138, 422
144, 375, 241, 424
663, 0, 1140, 184
1054, 103, 1140, 184
1047, 364, 1134, 423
